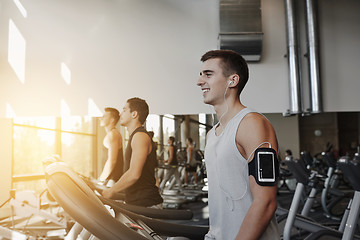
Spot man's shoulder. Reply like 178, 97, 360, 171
235, 111, 278, 158
131, 131, 151, 144
241, 112, 270, 128
237, 112, 275, 141
108, 129, 122, 139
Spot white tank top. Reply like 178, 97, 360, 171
204, 108, 279, 240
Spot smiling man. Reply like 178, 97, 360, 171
197, 50, 280, 240
102, 98, 163, 208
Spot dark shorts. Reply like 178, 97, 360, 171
186, 164, 197, 172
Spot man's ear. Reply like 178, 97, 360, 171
110, 117, 115, 125
131, 111, 138, 119
229, 74, 240, 87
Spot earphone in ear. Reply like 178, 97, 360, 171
228, 80, 234, 86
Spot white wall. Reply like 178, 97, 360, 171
319, 0, 360, 112
265, 114, 300, 159
0, 0, 218, 116
0, 0, 359, 117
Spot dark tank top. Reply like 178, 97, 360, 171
124, 127, 163, 207
168, 145, 178, 166
106, 148, 124, 182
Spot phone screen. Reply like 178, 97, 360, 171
258, 152, 275, 181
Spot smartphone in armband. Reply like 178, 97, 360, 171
257, 151, 276, 183
248, 148, 278, 186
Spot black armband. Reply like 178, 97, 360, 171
248, 148, 279, 186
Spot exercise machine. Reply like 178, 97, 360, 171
278, 158, 360, 240
321, 152, 352, 220
44, 161, 208, 239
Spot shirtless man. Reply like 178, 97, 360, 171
99, 107, 124, 186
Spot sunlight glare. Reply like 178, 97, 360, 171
13, 116, 56, 128
13, 0, 27, 18
61, 62, 71, 85
61, 99, 71, 117
61, 116, 81, 132
146, 114, 160, 138
6, 103, 16, 118
88, 98, 102, 117
11, 231, 27, 240
8, 19, 26, 84
146, 114, 160, 145
37, 130, 55, 146
61, 133, 74, 147
163, 114, 175, 135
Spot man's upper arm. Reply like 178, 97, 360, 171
236, 113, 278, 161
236, 113, 278, 200
108, 132, 120, 163
128, 132, 150, 178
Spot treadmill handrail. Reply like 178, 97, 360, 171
101, 196, 208, 240
45, 162, 107, 211
98, 196, 193, 220
46, 172, 148, 240
45, 161, 207, 240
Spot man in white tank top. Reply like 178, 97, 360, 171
99, 107, 123, 186
197, 50, 280, 239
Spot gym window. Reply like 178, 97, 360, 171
12, 116, 97, 194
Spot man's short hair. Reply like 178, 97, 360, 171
127, 97, 149, 125
104, 107, 120, 124
169, 136, 175, 144
285, 149, 293, 156
201, 50, 249, 96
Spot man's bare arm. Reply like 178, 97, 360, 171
102, 132, 150, 198
235, 113, 278, 240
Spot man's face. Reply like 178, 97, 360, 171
119, 103, 132, 127
100, 111, 113, 127
197, 58, 228, 106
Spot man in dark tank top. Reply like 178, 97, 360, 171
102, 98, 163, 207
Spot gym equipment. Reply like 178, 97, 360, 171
83, 176, 126, 201
44, 161, 208, 240
157, 164, 188, 209
9, 190, 67, 228
0, 225, 28, 240
158, 162, 206, 209
278, 158, 360, 240
337, 158, 360, 239
277, 155, 294, 193
303, 157, 360, 240
321, 152, 352, 220
0, 187, 68, 239
280, 158, 323, 239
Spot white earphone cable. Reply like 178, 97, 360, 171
246, 142, 272, 162
219, 82, 231, 125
